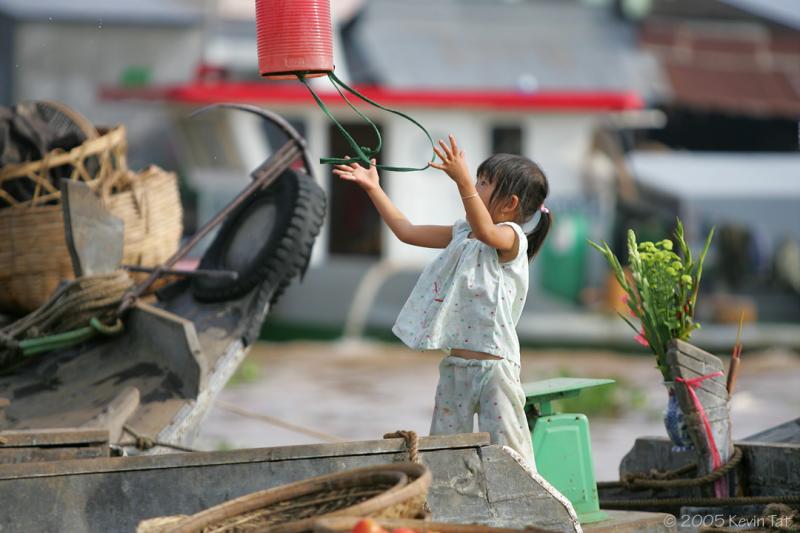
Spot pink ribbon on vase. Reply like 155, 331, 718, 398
675, 371, 728, 498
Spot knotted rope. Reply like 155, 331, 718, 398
0, 271, 132, 370
117, 424, 197, 453
383, 430, 430, 516
383, 430, 421, 464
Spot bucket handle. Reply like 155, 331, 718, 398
298, 72, 436, 172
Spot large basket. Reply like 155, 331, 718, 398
0, 161, 182, 314
0, 125, 127, 208
138, 463, 431, 533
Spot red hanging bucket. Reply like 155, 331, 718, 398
255, 0, 334, 80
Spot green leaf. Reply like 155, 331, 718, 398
617, 312, 641, 335
690, 225, 715, 312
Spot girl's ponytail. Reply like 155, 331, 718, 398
526, 207, 552, 261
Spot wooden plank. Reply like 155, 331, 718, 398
673, 342, 728, 398
80, 386, 140, 443
0, 445, 107, 464
682, 386, 729, 413
670, 363, 729, 399
0, 433, 492, 480
701, 406, 732, 424
674, 340, 724, 371
0, 428, 109, 448
668, 342, 729, 407
666, 341, 733, 496
743, 418, 800, 444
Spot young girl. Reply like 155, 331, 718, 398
333, 135, 551, 468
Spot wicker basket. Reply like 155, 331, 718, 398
0, 125, 127, 208
138, 463, 431, 533
0, 132, 182, 313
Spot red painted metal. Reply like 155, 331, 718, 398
101, 83, 644, 112
255, 0, 334, 80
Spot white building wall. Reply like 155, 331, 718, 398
524, 113, 596, 199
305, 110, 332, 267
383, 110, 490, 265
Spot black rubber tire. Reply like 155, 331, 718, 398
191, 168, 326, 303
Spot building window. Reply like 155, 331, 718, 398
491, 125, 523, 155
327, 122, 384, 257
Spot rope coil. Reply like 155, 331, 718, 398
0, 271, 132, 369
598, 446, 743, 490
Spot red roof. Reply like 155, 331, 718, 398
100, 81, 643, 112
666, 63, 800, 116
640, 21, 800, 117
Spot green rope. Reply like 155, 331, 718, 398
330, 77, 382, 157
18, 318, 123, 357
298, 72, 436, 172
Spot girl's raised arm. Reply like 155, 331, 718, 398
334, 159, 452, 249
431, 135, 516, 254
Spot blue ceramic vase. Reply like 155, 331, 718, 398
663, 382, 694, 451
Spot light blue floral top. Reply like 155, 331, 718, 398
392, 219, 529, 366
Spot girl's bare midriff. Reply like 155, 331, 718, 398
450, 348, 502, 360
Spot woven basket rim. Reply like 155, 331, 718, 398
0, 165, 175, 219
171, 463, 431, 533
0, 125, 125, 180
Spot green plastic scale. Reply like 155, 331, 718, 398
523, 377, 615, 524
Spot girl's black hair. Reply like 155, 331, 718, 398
477, 153, 552, 261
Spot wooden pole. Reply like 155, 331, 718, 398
726, 313, 744, 397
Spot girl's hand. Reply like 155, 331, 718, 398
431, 134, 470, 185
333, 157, 380, 192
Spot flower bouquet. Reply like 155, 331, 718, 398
590, 219, 714, 448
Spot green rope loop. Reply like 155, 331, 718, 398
18, 318, 124, 357
298, 72, 436, 172
90, 317, 124, 336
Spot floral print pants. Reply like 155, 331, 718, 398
430, 355, 536, 469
